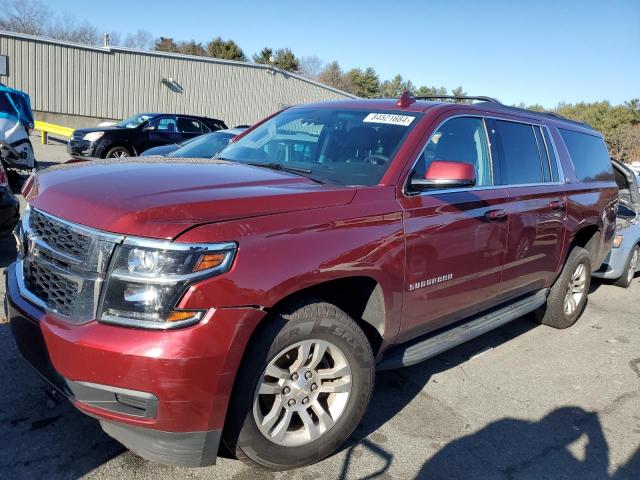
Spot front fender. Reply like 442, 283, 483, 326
175, 189, 404, 343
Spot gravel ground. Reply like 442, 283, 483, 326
0, 140, 638, 479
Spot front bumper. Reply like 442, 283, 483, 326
67, 139, 100, 158
5, 263, 266, 466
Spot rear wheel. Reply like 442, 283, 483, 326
613, 245, 639, 288
535, 246, 591, 329
223, 298, 374, 470
105, 146, 131, 158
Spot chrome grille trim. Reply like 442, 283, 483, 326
16, 207, 124, 323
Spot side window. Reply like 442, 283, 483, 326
493, 120, 545, 185
148, 116, 177, 132
559, 128, 613, 182
413, 117, 493, 186
177, 117, 209, 134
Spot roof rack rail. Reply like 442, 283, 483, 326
413, 95, 501, 104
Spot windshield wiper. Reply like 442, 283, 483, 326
245, 162, 325, 184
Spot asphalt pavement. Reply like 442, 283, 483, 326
0, 139, 638, 479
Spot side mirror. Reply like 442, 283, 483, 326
410, 160, 476, 190
142, 125, 156, 132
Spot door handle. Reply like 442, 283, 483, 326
484, 209, 508, 221
549, 200, 566, 210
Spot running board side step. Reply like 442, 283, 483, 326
377, 289, 548, 371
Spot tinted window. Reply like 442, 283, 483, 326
559, 129, 613, 182
413, 117, 492, 186
495, 120, 544, 185
177, 117, 209, 133
170, 132, 234, 158
148, 116, 177, 132
219, 109, 420, 186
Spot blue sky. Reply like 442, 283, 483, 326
47, 0, 639, 107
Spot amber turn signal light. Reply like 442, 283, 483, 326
193, 253, 227, 272
166, 311, 200, 323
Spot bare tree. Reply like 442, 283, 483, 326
0, 0, 51, 36
122, 30, 153, 50
46, 14, 99, 44
299, 55, 324, 80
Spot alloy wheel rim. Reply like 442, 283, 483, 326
628, 249, 638, 284
564, 263, 587, 315
253, 339, 352, 447
111, 150, 128, 158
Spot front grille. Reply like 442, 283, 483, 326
30, 209, 92, 260
24, 260, 78, 317
17, 208, 122, 323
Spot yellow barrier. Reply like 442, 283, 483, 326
34, 121, 74, 144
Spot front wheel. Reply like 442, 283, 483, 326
105, 146, 132, 158
223, 298, 374, 470
613, 245, 639, 288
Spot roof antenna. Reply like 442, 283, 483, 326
396, 91, 415, 108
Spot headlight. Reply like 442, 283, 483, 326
98, 238, 236, 329
612, 235, 623, 248
83, 131, 104, 142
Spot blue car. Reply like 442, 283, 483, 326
140, 128, 246, 158
593, 160, 640, 288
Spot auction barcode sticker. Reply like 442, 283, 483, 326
363, 113, 415, 126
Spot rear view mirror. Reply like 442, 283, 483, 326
411, 160, 476, 190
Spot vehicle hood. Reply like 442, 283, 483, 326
612, 159, 640, 210
73, 126, 124, 135
25, 158, 356, 239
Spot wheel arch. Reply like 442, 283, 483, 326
266, 275, 387, 357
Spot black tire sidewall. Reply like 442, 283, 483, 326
614, 245, 639, 288
105, 146, 130, 158
226, 303, 374, 470
540, 247, 591, 328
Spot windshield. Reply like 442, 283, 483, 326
170, 131, 235, 158
115, 114, 154, 129
217, 108, 421, 186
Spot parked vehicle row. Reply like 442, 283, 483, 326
3, 92, 638, 472
0, 85, 36, 172
67, 113, 228, 159
140, 127, 248, 158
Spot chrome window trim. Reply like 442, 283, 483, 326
402, 114, 567, 197
540, 125, 567, 183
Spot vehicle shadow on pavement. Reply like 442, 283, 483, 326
338, 314, 639, 480
0, 323, 125, 480
414, 410, 639, 480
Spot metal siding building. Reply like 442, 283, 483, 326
0, 31, 354, 127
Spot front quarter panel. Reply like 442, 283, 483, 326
175, 186, 405, 347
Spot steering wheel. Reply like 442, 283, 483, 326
363, 154, 389, 165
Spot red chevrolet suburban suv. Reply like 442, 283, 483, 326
6, 94, 617, 470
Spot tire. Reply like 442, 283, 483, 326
222, 297, 375, 470
535, 246, 591, 329
104, 146, 132, 158
613, 245, 639, 289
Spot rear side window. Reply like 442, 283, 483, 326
559, 129, 613, 182
493, 120, 544, 185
